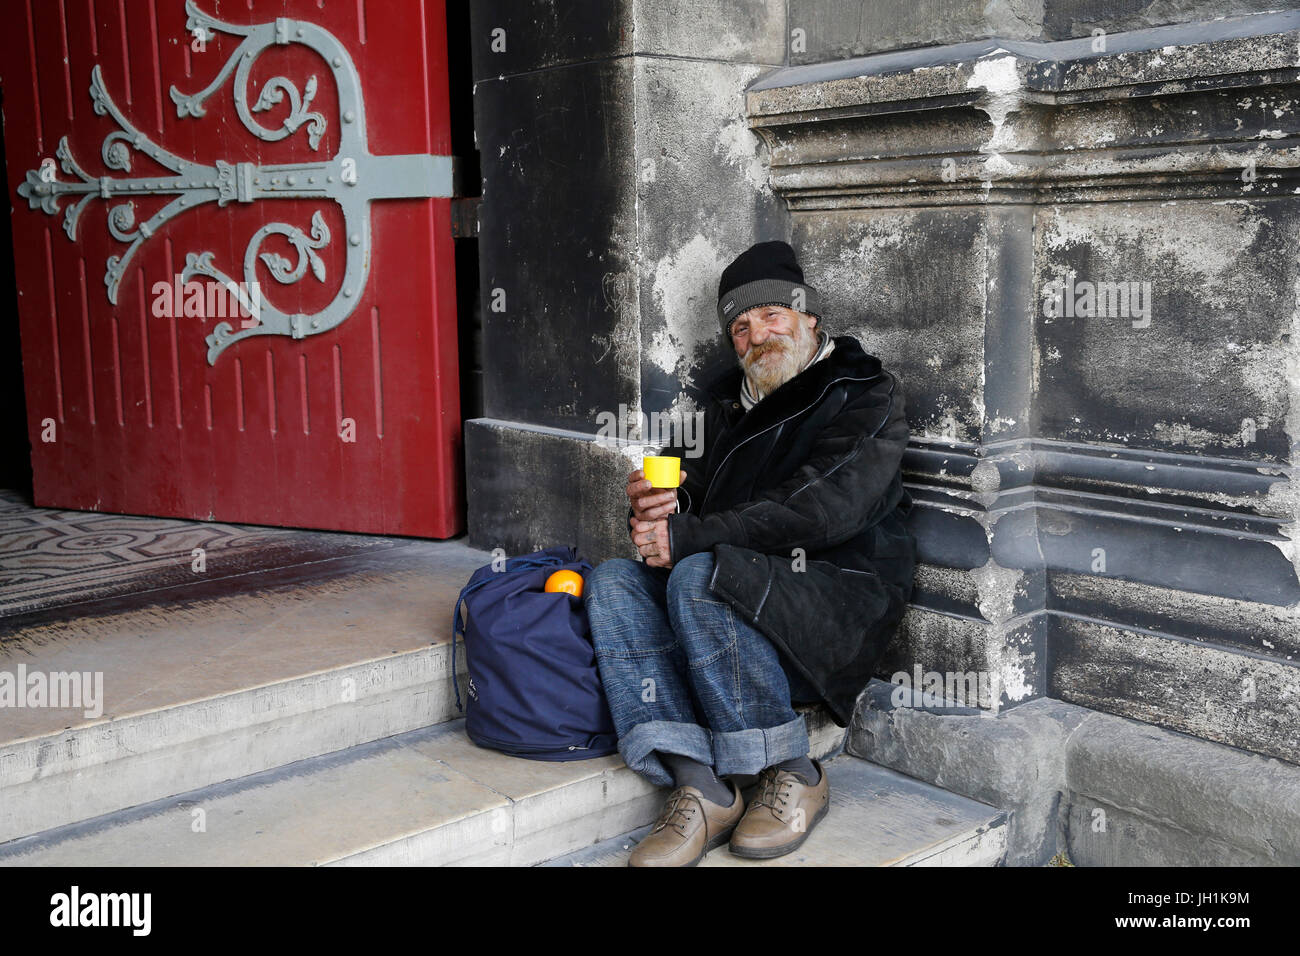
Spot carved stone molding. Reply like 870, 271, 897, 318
745, 11, 1300, 208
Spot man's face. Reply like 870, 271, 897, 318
731, 305, 819, 395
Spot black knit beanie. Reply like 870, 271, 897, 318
717, 240, 821, 338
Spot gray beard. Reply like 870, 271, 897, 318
740, 321, 818, 397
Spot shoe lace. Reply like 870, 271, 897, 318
651, 787, 702, 836
750, 768, 797, 819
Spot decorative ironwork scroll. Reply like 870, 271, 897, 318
17, 0, 452, 364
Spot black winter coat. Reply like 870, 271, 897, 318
648, 334, 916, 727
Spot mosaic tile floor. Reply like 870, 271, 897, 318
0, 489, 403, 618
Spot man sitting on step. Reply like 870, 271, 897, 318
584, 240, 916, 867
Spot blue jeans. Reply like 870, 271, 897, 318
584, 552, 818, 787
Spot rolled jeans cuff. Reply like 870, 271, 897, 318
711, 714, 810, 778
618, 720, 714, 788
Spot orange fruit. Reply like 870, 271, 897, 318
544, 569, 584, 597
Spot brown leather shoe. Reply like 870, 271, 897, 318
728, 758, 829, 859
627, 780, 744, 867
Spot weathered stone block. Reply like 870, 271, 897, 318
464, 419, 638, 562
851, 678, 1300, 865
473, 58, 639, 429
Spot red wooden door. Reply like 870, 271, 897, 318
0, 0, 463, 537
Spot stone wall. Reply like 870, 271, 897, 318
466, 0, 790, 559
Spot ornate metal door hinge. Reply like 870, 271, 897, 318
17, 0, 453, 365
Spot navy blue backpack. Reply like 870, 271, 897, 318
451, 546, 618, 760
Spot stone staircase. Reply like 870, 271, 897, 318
0, 537, 1005, 866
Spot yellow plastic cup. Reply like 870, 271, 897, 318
643, 455, 682, 488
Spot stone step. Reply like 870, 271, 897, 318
0, 712, 848, 866
0, 539, 492, 843
546, 755, 1008, 866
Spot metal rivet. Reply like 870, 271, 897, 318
287, 176, 297, 186
311, 319, 319, 328
327, 176, 335, 183
344, 288, 353, 298
254, 178, 262, 185
349, 234, 360, 246
343, 110, 355, 123
309, 177, 317, 184
333, 56, 342, 67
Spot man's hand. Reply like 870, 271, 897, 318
626, 467, 685, 567
626, 467, 687, 523
630, 516, 672, 568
